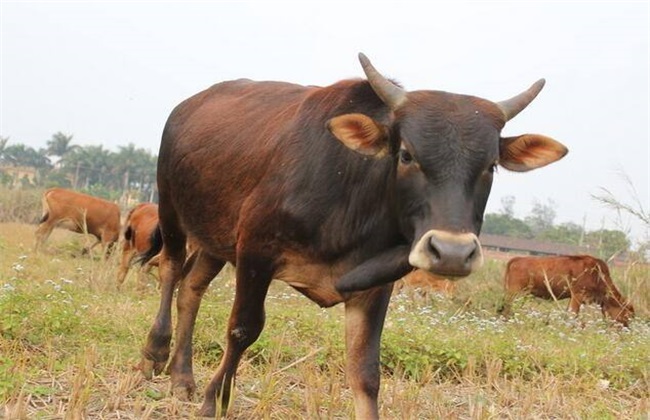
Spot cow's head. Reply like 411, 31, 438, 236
328, 53, 567, 278
603, 299, 635, 327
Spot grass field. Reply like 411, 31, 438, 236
0, 222, 648, 419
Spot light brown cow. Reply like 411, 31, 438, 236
394, 269, 456, 298
500, 255, 634, 326
117, 203, 160, 289
34, 187, 121, 256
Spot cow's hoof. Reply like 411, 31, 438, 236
171, 384, 195, 402
197, 402, 216, 418
138, 359, 154, 379
138, 358, 166, 380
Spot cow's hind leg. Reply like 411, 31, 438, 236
344, 285, 393, 420
34, 221, 55, 253
116, 248, 135, 289
139, 229, 187, 379
198, 253, 274, 417
81, 236, 101, 256
167, 251, 225, 400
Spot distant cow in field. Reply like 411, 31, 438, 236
137, 53, 567, 418
500, 255, 634, 326
394, 270, 456, 298
34, 188, 120, 256
116, 203, 160, 289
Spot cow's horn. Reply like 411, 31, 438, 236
497, 79, 546, 122
358, 53, 407, 109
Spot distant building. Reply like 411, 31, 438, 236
479, 233, 590, 256
479, 234, 630, 266
0, 165, 38, 188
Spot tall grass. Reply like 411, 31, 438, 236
0, 187, 42, 224
1, 222, 648, 418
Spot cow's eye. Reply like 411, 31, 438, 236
399, 149, 413, 165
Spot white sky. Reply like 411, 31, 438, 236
1, 1, 648, 244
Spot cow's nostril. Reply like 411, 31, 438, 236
428, 239, 441, 262
466, 246, 477, 264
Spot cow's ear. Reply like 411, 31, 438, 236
499, 134, 568, 172
327, 113, 389, 157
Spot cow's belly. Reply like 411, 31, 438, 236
275, 254, 351, 307
56, 218, 81, 232
529, 280, 571, 300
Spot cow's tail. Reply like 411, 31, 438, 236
38, 193, 51, 224
136, 224, 163, 267
124, 225, 134, 243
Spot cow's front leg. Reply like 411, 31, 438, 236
336, 245, 411, 293
568, 293, 582, 315
344, 284, 393, 420
167, 251, 225, 400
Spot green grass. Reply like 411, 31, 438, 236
0, 222, 648, 418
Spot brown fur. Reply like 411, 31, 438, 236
394, 270, 456, 298
116, 203, 159, 289
500, 255, 634, 326
34, 187, 120, 256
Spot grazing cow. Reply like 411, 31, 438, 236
500, 255, 634, 326
116, 203, 160, 289
138, 53, 567, 418
34, 187, 120, 256
394, 269, 456, 298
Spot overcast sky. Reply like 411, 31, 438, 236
1, 1, 648, 244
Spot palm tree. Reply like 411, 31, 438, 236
61, 146, 95, 189
114, 143, 142, 191
46, 132, 78, 167
112, 143, 157, 202
83, 145, 113, 187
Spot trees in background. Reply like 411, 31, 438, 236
482, 195, 637, 261
0, 133, 157, 204
1, 134, 644, 261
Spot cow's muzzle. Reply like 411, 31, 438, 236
408, 230, 483, 277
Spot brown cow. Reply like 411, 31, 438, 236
34, 187, 120, 256
138, 53, 567, 418
116, 203, 160, 289
394, 269, 456, 298
500, 255, 634, 326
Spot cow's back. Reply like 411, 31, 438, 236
505, 255, 609, 300
45, 188, 120, 239
505, 256, 571, 299
157, 78, 392, 262
157, 81, 309, 250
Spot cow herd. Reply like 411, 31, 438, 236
28, 54, 637, 418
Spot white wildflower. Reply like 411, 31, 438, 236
597, 379, 610, 390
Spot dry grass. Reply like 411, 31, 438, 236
1, 222, 648, 419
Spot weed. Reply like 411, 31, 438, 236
0, 222, 648, 418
